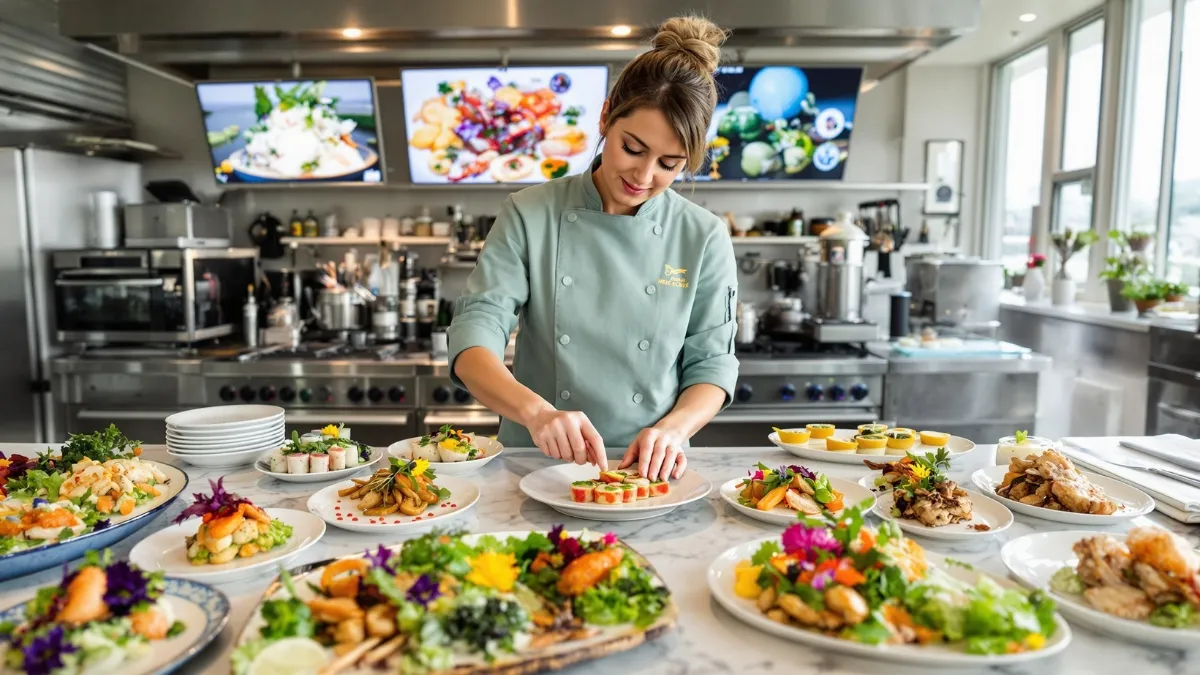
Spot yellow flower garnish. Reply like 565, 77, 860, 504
466, 551, 519, 592
910, 464, 931, 480
559, 530, 570, 541
0, 459, 9, 468
411, 458, 429, 477
1024, 633, 1046, 650
321, 424, 340, 438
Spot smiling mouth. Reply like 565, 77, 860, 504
620, 177, 648, 195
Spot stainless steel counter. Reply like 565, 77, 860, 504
866, 342, 1051, 374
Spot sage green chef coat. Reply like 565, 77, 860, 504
447, 166, 739, 449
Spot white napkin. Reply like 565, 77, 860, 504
1061, 437, 1200, 524
1118, 434, 1200, 471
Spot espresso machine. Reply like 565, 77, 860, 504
801, 211, 880, 343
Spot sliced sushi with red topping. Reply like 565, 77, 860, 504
594, 484, 623, 505
570, 480, 596, 503
649, 480, 670, 497
619, 483, 636, 503
598, 471, 626, 484
625, 476, 651, 500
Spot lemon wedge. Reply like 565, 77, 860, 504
825, 437, 858, 452
772, 427, 811, 444
919, 430, 950, 447
249, 637, 329, 675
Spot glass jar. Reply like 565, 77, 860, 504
996, 435, 1056, 466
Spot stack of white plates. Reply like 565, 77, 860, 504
166, 405, 285, 468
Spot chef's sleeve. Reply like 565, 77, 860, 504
447, 196, 529, 389
678, 231, 740, 408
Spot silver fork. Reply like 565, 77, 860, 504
1067, 448, 1200, 490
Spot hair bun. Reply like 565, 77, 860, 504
652, 15, 728, 74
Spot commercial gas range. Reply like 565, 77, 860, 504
692, 341, 889, 447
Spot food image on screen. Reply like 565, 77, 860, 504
699, 66, 863, 181
401, 66, 609, 184
197, 79, 384, 185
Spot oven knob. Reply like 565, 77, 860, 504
805, 384, 824, 401
368, 386, 384, 403
347, 386, 365, 403
219, 385, 237, 402
779, 384, 797, 402
432, 386, 450, 404
829, 384, 847, 402
279, 386, 296, 402
298, 387, 313, 403
388, 386, 406, 403
453, 389, 472, 404
239, 385, 256, 402
850, 383, 869, 401
317, 386, 334, 403
259, 385, 277, 402
735, 384, 753, 402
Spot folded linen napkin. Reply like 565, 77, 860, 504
1118, 434, 1200, 471
1061, 437, 1200, 524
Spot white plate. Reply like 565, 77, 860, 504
255, 447, 385, 483
307, 474, 480, 533
768, 429, 977, 466
718, 476, 876, 526
1002, 531, 1199, 650
166, 422, 285, 442
387, 436, 505, 474
971, 465, 1156, 525
709, 537, 1070, 666
128, 508, 325, 584
166, 436, 284, 455
167, 446, 267, 468
858, 476, 1013, 541
518, 464, 712, 522
165, 430, 285, 451
166, 405, 284, 430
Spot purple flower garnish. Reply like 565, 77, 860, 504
549, 524, 586, 563
548, 524, 565, 543
172, 477, 250, 525
406, 574, 441, 607
791, 465, 816, 481
750, 470, 765, 480
21, 625, 77, 675
810, 568, 835, 591
781, 523, 843, 559
363, 545, 395, 571
487, 76, 503, 90
455, 120, 484, 142
602, 532, 618, 546
102, 560, 152, 616
93, 518, 111, 531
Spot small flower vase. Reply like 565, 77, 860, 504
1024, 267, 1046, 302
1052, 277, 1076, 306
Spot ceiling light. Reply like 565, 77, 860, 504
342, 27, 363, 38
611, 25, 632, 37
1019, 13, 1037, 23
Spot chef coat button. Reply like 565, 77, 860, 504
560, 390, 571, 401
632, 392, 644, 404
562, 275, 573, 286
559, 334, 570, 346
638, 339, 650, 351
566, 213, 578, 223
653, 225, 663, 235
645, 285, 656, 295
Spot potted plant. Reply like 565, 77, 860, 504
1098, 231, 1149, 312
1050, 229, 1100, 306
1166, 281, 1190, 302
1121, 278, 1169, 315
1127, 230, 1153, 252
1024, 253, 1048, 302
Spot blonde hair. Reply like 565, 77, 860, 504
604, 15, 729, 174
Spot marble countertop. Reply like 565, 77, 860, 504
1000, 291, 1197, 333
0, 443, 1194, 675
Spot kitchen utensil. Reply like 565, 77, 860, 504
815, 211, 868, 321
315, 287, 364, 331
735, 301, 758, 344
88, 191, 122, 248
247, 211, 285, 259
267, 297, 301, 328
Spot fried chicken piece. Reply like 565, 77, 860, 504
1126, 526, 1200, 579
1037, 451, 1119, 515
824, 586, 869, 626
1073, 535, 1133, 588
1083, 585, 1155, 620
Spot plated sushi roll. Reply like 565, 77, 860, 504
570, 480, 596, 503
309, 451, 330, 473
649, 480, 670, 497
594, 484, 623, 505
328, 445, 347, 471
626, 477, 651, 500
285, 453, 309, 474
619, 483, 636, 503
267, 446, 287, 473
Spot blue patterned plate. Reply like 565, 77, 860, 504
0, 576, 229, 674
0, 461, 189, 581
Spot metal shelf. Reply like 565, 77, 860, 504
282, 236, 452, 247
730, 236, 818, 245
383, 236, 452, 246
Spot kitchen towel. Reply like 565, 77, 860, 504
1118, 434, 1200, 471
1061, 437, 1200, 524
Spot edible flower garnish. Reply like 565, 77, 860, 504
21, 625, 77, 675
103, 558, 159, 616
405, 574, 442, 607
411, 458, 430, 478
363, 544, 396, 572
602, 532, 618, 546
466, 551, 519, 592
781, 522, 843, 559
910, 463, 931, 480
321, 424, 341, 438
791, 465, 816, 481
172, 477, 250, 525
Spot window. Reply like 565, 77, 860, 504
1118, 0, 1173, 234
1061, 19, 1106, 170
993, 47, 1049, 272
1052, 180, 1095, 281
1167, 0, 1200, 284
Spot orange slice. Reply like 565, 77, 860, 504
825, 437, 858, 453
773, 427, 811, 444
806, 424, 836, 439
919, 430, 950, 447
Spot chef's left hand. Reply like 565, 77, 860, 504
618, 426, 687, 481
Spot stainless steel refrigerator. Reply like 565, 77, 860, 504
0, 147, 141, 442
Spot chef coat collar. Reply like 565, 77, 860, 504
578, 155, 664, 219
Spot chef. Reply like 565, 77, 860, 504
447, 16, 739, 482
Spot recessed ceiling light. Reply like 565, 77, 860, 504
1019, 13, 1037, 23
342, 27, 363, 38
611, 25, 632, 37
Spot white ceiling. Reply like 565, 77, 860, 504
919, 0, 1104, 65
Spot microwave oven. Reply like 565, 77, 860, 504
52, 248, 259, 345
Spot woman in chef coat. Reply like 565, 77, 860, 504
447, 16, 739, 482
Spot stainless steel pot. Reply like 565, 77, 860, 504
816, 212, 869, 322
315, 287, 364, 331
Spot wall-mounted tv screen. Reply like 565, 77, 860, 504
197, 78, 385, 185
698, 66, 863, 181
401, 66, 609, 185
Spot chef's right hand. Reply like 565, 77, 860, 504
527, 408, 608, 470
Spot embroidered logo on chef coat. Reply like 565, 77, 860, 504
658, 264, 689, 288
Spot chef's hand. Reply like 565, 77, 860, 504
527, 409, 608, 469
619, 426, 687, 481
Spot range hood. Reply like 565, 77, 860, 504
58, 0, 980, 81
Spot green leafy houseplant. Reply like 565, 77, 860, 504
1166, 281, 1191, 301
1121, 278, 1171, 314
1098, 230, 1150, 281
1050, 229, 1100, 280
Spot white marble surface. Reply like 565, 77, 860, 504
1, 443, 1198, 675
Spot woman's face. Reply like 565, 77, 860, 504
595, 104, 688, 215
